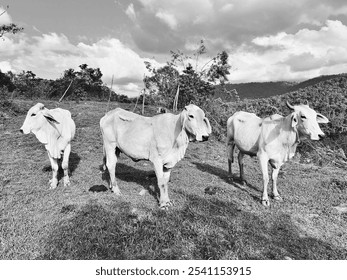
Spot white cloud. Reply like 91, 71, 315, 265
230, 20, 347, 82
220, 3, 234, 13
155, 11, 177, 29
0, 6, 11, 25
125, 3, 136, 22
128, 0, 347, 58
0, 61, 12, 72
0, 33, 160, 96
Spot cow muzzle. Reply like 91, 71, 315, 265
20, 127, 30, 134
310, 133, 325, 141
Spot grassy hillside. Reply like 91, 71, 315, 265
1, 99, 346, 260
215, 73, 347, 101
207, 75, 347, 155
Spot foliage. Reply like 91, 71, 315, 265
0, 6, 23, 38
50, 64, 106, 100
203, 75, 347, 165
143, 64, 179, 108
0, 65, 117, 101
0, 22, 23, 37
144, 40, 231, 110
0, 69, 15, 91
215, 74, 346, 100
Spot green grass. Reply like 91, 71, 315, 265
1, 99, 347, 260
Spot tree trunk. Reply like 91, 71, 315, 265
173, 84, 180, 113
59, 79, 74, 102
142, 89, 145, 115
133, 92, 140, 112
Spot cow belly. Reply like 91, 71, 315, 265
235, 139, 258, 155
117, 138, 150, 160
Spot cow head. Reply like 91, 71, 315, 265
181, 104, 212, 142
20, 103, 59, 135
286, 101, 329, 140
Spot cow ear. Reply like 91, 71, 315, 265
316, 113, 329, 124
291, 113, 298, 128
43, 113, 60, 124
180, 108, 188, 126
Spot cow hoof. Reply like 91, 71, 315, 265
49, 184, 57, 189
159, 201, 172, 210
273, 195, 283, 201
112, 189, 122, 195
63, 178, 71, 187
49, 179, 57, 189
160, 205, 169, 210
262, 199, 270, 207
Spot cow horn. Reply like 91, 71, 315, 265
286, 101, 295, 110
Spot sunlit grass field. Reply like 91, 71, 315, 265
1, 99, 346, 259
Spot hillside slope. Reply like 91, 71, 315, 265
215, 73, 347, 101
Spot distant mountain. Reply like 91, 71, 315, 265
214, 73, 347, 101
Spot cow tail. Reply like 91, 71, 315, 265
228, 141, 235, 164
102, 144, 107, 171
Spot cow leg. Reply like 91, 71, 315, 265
161, 168, 172, 209
238, 151, 245, 184
105, 143, 121, 195
272, 166, 283, 201
153, 161, 171, 209
227, 142, 235, 180
48, 153, 59, 189
258, 153, 270, 206
62, 143, 71, 187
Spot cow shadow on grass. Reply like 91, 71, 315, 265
193, 161, 262, 202
99, 162, 158, 199
37, 192, 347, 260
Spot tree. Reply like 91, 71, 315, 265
143, 63, 179, 108
143, 40, 231, 110
0, 6, 23, 38
52, 64, 106, 101
0, 69, 15, 91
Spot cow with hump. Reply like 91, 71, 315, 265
100, 104, 212, 209
227, 101, 329, 207
20, 103, 76, 189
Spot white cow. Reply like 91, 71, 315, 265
20, 103, 76, 189
100, 104, 212, 209
227, 101, 329, 206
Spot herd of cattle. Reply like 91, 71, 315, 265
20, 101, 329, 209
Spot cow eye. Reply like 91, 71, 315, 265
301, 115, 306, 119
31, 113, 36, 117
188, 114, 194, 119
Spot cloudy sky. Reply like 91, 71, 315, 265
1, 0, 347, 96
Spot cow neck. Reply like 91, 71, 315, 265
35, 119, 63, 159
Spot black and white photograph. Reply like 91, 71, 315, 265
1, 0, 346, 278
